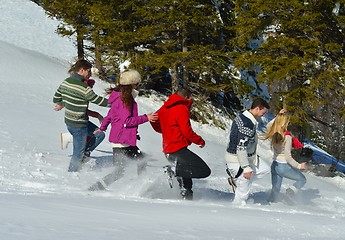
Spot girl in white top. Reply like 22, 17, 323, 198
263, 113, 307, 202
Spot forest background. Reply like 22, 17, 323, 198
33, 0, 344, 162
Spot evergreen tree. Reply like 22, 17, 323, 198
134, 0, 240, 94
85, 0, 247, 116
41, 0, 93, 60
231, 3, 344, 124
231, 0, 345, 159
87, 1, 241, 93
39, 0, 345, 158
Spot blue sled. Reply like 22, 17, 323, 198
303, 139, 345, 173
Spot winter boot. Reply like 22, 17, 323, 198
180, 188, 193, 200
283, 187, 297, 206
88, 180, 106, 191
176, 177, 193, 200
60, 132, 73, 150
163, 165, 176, 188
82, 151, 92, 164
286, 186, 297, 198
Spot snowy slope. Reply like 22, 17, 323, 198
0, 1, 345, 239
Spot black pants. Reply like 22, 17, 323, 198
166, 147, 211, 190
113, 146, 143, 163
97, 146, 144, 186
112, 146, 146, 176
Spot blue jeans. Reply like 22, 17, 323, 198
67, 125, 88, 172
270, 161, 306, 201
85, 122, 105, 153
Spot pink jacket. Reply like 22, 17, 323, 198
100, 90, 148, 146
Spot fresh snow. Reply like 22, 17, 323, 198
0, 1, 345, 239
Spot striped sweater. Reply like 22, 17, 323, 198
53, 74, 108, 127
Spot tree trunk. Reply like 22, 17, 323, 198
171, 64, 179, 93
182, 35, 189, 88
76, 28, 84, 60
93, 30, 105, 79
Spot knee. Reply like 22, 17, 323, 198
203, 165, 211, 178
97, 131, 105, 139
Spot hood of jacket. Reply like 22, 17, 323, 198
156, 93, 204, 153
108, 90, 121, 105
163, 93, 193, 109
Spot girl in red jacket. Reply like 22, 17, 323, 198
151, 88, 211, 200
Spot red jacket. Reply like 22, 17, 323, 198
151, 94, 205, 153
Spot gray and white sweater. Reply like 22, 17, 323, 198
225, 110, 258, 173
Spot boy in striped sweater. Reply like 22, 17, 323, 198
53, 60, 108, 172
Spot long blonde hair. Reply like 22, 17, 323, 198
262, 113, 290, 145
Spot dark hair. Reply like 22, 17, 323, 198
251, 98, 270, 110
120, 85, 134, 109
105, 85, 133, 109
68, 59, 92, 74
176, 87, 192, 98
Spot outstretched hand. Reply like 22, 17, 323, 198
300, 162, 307, 170
147, 112, 158, 122
93, 129, 102, 135
243, 171, 254, 180
53, 104, 64, 111
279, 108, 287, 114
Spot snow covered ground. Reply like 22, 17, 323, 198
0, 1, 345, 239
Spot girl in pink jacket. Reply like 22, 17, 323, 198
95, 69, 157, 167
